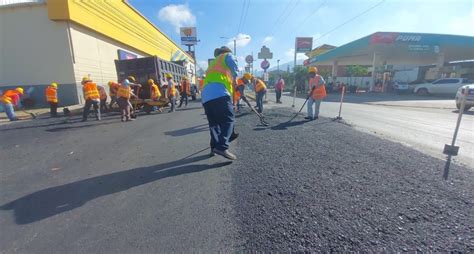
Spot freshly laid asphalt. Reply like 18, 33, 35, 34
0, 99, 473, 252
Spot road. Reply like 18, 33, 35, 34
276, 92, 473, 168
1, 96, 473, 252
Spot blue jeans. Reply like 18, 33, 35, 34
307, 97, 322, 119
203, 96, 235, 151
256, 90, 266, 113
2, 103, 17, 121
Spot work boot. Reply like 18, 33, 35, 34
304, 116, 312, 120
212, 149, 237, 160
209, 149, 215, 157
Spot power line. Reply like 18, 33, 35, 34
277, 0, 300, 31
236, 0, 248, 35
294, 0, 327, 34
239, 0, 251, 34
268, 0, 297, 36
313, 0, 386, 42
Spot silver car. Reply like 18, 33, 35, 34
455, 85, 474, 111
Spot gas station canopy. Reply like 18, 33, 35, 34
308, 32, 474, 67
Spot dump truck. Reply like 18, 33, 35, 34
115, 56, 188, 113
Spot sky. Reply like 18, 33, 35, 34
128, 0, 474, 72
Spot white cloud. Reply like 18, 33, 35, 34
262, 36, 273, 45
285, 48, 308, 61
448, 9, 474, 36
226, 33, 252, 49
158, 4, 196, 34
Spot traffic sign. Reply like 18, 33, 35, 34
263, 72, 269, 82
258, 46, 273, 59
245, 55, 254, 64
260, 60, 270, 70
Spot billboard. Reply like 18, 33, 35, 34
180, 27, 197, 45
118, 50, 137, 60
295, 37, 313, 53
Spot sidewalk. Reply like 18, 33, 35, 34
0, 104, 83, 125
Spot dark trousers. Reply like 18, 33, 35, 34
100, 99, 108, 112
49, 102, 58, 117
178, 92, 188, 107
82, 99, 100, 120
276, 89, 282, 102
256, 90, 266, 113
117, 97, 130, 120
169, 97, 176, 112
203, 96, 235, 151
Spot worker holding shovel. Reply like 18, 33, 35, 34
0, 87, 24, 121
305, 66, 327, 121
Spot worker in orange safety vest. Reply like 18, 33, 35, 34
98, 85, 108, 113
45, 82, 59, 117
1, 87, 24, 121
108, 81, 119, 109
165, 73, 177, 113
81, 76, 101, 122
178, 76, 191, 108
253, 77, 267, 114
305, 66, 327, 120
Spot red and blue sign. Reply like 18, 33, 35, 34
118, 50, 137, 60
260, 60, 270, 70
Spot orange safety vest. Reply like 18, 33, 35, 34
98, 86, 107, 100
117, 84, 131, 99
109, 82, 119, 96
167, 80, 177, 97
83, 82, 100, 100
309, 75, 327, 100
0, 90, 18, 104
199, 79, 204, 91
255, 79, 267, 93
151, 84, 161, 99
233, 78, 246, 105
45, 86, 58, 103
180, 80, 191, 95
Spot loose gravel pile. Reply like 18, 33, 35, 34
230, 108, 474, 252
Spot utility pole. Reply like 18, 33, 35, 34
277, 59, 280, 76
292, 40, 297, 107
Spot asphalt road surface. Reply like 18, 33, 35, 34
276, 92, 474, 168
1, 98, 473, 252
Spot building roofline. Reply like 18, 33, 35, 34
0, 0, 45, 9
122, 0, 194, 63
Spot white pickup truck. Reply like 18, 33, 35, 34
414, 78, 473, 96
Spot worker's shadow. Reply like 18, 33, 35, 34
452, 109, 474, 115
164, 123, 208, 137
270, 120, 308, 130
0, 153, 231, 225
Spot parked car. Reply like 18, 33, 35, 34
414, 78, 472, 96
392, 81, 413, 94
455, 85, 474, 111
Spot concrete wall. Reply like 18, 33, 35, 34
0, 4, 78, 106
68, 22, 147, 104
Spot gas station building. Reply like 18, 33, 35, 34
306, 32, 474, 91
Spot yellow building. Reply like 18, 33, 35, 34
0, 0, 195, 105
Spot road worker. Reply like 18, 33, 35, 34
81, 76, 101, 122
108, 81, 119, 109
306, 66, 327, 120
201, 46, 239, 160
98, 85, 108, 113
149, 78, 163, 113
178, 76, 191, 108
165, 73, 177, 113
274, 75, 285, 103
117, 78, 138, 121
233, 73, 251, 113
253, 77, 267, 114
1, 87, 24, 121
199, 75, 205, 92
45, 82, 59, 117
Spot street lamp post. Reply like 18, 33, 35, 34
277, 59, 280, 76
220, 36, 250, 58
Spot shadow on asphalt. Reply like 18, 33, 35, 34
45, 120, 117, 132
451, 110, 474, 115
271, 119, 332, 130
164, 123, 208, 137
0, 153, 231, 225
